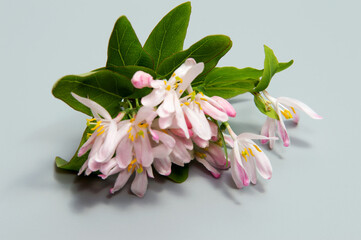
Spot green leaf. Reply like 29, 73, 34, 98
143, 2, 191, 71
253, 93, 279, 120
198, 67, 259, 99
55, 127, 91, 171
167, 164, 189, 183
106, 16, 153, 68
52, 69, 134, 117
277, 59, 294, 73
254, 45, 279, 92
157, 35, 232, 81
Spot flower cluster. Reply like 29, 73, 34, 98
71, 58, 321, 197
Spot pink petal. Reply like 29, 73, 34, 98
153, 157, 172, 176
253, 149, 273, 180
141, 87, 165, 107
277, 120, 290, 147
131, 71, 154, 89
115, 137, 133, 168
183, 105, 211, 140
196, 157, 221, 178
71, 92, 111, 120
110, 170, 132, 194
201, 100, 228, 122
131, 171, 148, 197
211, 96, 236, 117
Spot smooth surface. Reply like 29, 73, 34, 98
1, 0, 360, 239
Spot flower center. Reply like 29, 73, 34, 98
127, 158, 143, 173
86, 118, 106, 137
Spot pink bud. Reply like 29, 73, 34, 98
211, 96, 236, 117
131, 71, 154, 89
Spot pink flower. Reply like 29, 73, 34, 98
139, 58, 204, 138
70, 93, 129, 174
261, 91, 322, 148
226, 125, 277, 188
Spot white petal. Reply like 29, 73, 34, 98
278, 97, 322, 119
71, 92, 111, 119
141, 87, 165, 107
115, 137, 133, 168
183, 105, 211, 140
253, 148, 273, 180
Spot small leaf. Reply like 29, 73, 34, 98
198, 67, 259, 99
143, 2, 191, 71
157, 35, 232, 81
52, 69, 133, 117
106, 16, 153, 68
253, 93, 279, 120
55, 127, 91, 172
277, 59, 294, 73
254, 45, 279, 92
167, 164, 189, 183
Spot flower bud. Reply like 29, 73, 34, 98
211, 96, 236, 117
131, 71, 154, 89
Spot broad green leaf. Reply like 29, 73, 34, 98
106, 16, 153, 68
157, 35, 232, 81
198, 67, 259, 99
253, 93, 279, 120
167, 164, 189, 183
52, 69, 133, 117
254, 45, 279, 92
277, 60, 294, 73
143, 2, 191, 71
55, 127, 91, 171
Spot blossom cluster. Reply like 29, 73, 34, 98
73, 58, 321, 197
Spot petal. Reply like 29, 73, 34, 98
141, 86, 165, 107
230, 151, 249, 188
138, 131, 154, 167
253, 148, 273, 180
278, 97, 322, 119
153, 130, 176, 148
192, 135, 209, 148
110, 170, 132, 194
206, 143, 227, 168
260, 118, 272, 144
176, 60, 204, 94
97, 121, 120, 162
238, 132, 278, 141
159, 115, 174, 129
153, 144, 172, 158
131, 171, 148, 197
157, 92, 176, 118
201, 100, 228, 122
183, 105, 211, 140
71, 92, 111, 120
211, 96, 236, 117
115, 137, 133, 168
135, 106, 157, 124
147, 167, 154, 178
153, 157, 172, 176
78, 132, 97, 157
277, 119, 290, 147
196, 157, 221, 178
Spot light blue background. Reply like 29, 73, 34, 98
1, 0, 360, 239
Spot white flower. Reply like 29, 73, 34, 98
261, 91, 322, 148
137, 58, 204, 138
71, 93, 128, 174
226, 125, 277, 188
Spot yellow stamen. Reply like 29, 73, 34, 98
130, 158, 137, 165
248, 148, 255, 157
253, 144, 262, 152
164, 80, 167, 85
161, 129, 167, 134
130, 118, 135, 123
200, 92, 204, 96
96, 125, 104, 132
172, 73, 176, 77
184, 102, 190, 106
195, 101, 202, 110
90, 121, 102, 131
200, 97, 208, 101
175, 76, 183, 83
281, 110, 293, 119
244, 148, 249, 156
87, 133, 92, 138
97, 129, 105, 136
137, 122, 148, 128
291, 107, 296, 114
86, 118, 96, 125
137, 164, 143, 173
179, 89, 183, 94
180, 103, 184, 106
174, 84, 179, 89
195, 152, 206, 159
166, 85, 171, 91
127, 126, 133, 133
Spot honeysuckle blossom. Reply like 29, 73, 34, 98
70, 93, 132, 174
226, 124, 277, 188
261, 91, 322, 148
195, 142, 228, 178
137, 58, 204, 138
99, 157, 154, 197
